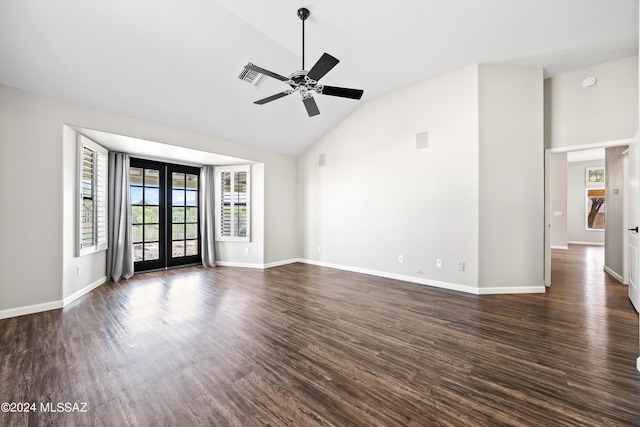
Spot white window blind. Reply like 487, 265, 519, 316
78, 134, 108, 256
215, 165, 250, 242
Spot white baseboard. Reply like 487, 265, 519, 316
0, 300, 64, 320
477, 286, 546, 294
603, 266, 625, 284
551, 245, 569, 250
216, 259, 301, 269
298, 259, 545, 295
63, 276, 107, 306
264, 258, 302, 269
215, 261, 265, 269
0, 276, 107, 320
568, 241, 604, 246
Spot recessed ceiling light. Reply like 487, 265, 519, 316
581, 77, 597, 88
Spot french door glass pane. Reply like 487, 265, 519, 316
172, 207, 184, 223
144, 242, 159, 260
186, 223, 197, 239
145, 206, 159, 223
133, 243, 143, 262
146, 188, 160, 205
145, 224, 159, 242
145, 169, 159, 187
132, 206, 143, 224
132, 225, 143, 243
172, 241, 184, 257
172, 190, 185, 206
185, 207, 197, 223
186, 174, 198, 189
186, 190, 197, 206
172, 224, 185, 240
130, 187, 144, 205
186, 241, 197, 256
172, 172, 185, 189
130, 167, 143, 185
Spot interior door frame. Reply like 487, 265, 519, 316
544, 138, 633, 287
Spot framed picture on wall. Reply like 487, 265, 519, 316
585, 166, 605, 185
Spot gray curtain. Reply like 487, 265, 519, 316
107, 152, 134, 281
200, 166, 216, 267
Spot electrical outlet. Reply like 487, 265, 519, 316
317, 246, 321, 253
398, 254, 404, 263
457, 262, 465, 272
76, 265, 81, 276
436, 259, 443, 268
245, 247, 250, 254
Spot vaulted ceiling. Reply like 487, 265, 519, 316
0, 0, 637, 156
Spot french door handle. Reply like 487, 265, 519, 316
628, 227, 639, 233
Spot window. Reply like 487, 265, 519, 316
585, 165, 605, 231
78, 135, 108, 256
215, 165, 250, 242
586, 188, 606, 230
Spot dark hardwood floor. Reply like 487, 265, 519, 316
1, 245, 638, 426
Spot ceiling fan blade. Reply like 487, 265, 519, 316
254, 91, 291, 105
306, 53, 339, 82
245, 63, 289, 82
302, 96, 320, 117
320, 85, 364, 100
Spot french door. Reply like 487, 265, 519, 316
130, 158, 201, 272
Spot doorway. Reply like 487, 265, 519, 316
130, 158, 201, 272
545, 143, 630, 288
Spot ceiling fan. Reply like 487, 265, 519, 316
240, 7, 364, 117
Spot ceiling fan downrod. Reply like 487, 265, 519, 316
298, 8, 310, 70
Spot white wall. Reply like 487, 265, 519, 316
567, 160, 605, 245
299, 65, 480, 290
546, 56, 638, 150
62, 126, 108, 300
478, 65, 544, 290
0, 85, 298, 317
214, 163, 265, 267
550, 152, 568, 249
264, 161, 298, 266
0, 89, 65, 312
299, 64, 544, 294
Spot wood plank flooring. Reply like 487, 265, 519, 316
1, 245, 638, 426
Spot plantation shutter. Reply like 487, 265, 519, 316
220, 171, 232, 237
78, 135, 109, 255
215, 166, 250, 242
